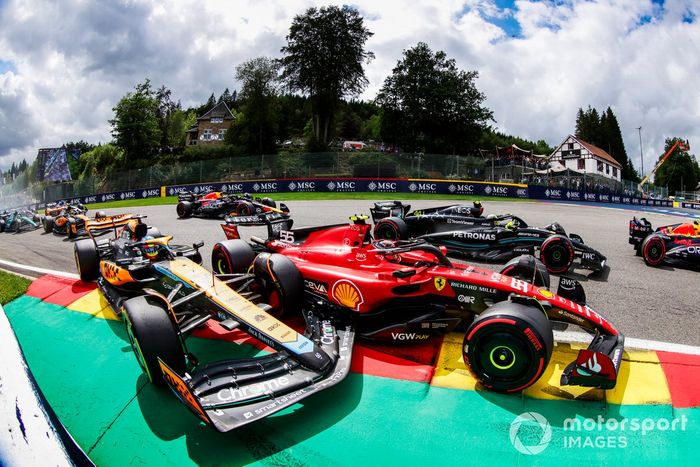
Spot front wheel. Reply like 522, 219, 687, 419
124, 296, 185, 386
74, 239, 100, 281
641, 235, 666, 267
500, 255, 550, 288
539, 235, 574, 274
43, 216, 54, 233
463, 301, 553, 392
253, 253, 303, 315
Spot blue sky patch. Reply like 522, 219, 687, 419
0, 60, 17, 74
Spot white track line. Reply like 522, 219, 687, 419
0, 258, 79, 279
2, 258, 699, 355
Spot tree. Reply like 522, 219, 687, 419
654, 137, 699, 194
281, 5, 374, 149
155, 85, 182, 149
226, 57, 281, 155
575, 106, 601, 146
78, 144, 125, 179
110, 80, 161, 167
376, 42, 493, 153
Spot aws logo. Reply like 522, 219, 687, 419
331, 280, 364, 311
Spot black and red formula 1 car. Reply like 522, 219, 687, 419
213, 215, 625, 393
370, 200, 607, 274
629, 217, 700, 269
73, 216, 351, 432
176, 190, 288, 219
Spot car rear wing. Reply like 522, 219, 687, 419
85, 214, 135, 239
629, 217, 653, 247
370, 201, 411, 222
221, 211, 294, 240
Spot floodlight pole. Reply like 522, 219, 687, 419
637, 126, 644, 177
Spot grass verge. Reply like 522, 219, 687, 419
85, 192, 525, 210
0, 269, 32, 305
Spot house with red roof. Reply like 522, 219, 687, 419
549, 135, 622, 181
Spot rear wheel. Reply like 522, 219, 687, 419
235, 201, 255, 216
539, 235, 574, 274
124, 296, 185, 387
641, 235, 666, 267
0, 219, 5, 233
253, 253, 303, 315
43, 216, 54, 233
66, 217, 77, 238
176, 201, 193, 218
211, 239, 255, 274
500, 255, 550, 288
374, 217, 408, 241
74, 239, 100, 281
463, 302, 553, 392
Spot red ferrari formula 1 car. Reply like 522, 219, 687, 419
213, 216, 625, 392
629, 217, 700, 269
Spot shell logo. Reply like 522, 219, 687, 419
538, 288, 554, 299
331, 280, 364, 311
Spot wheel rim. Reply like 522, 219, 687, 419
489, 345, 516, 370
472, 329, 532, 381
378, 224, 397, 240
648, 244, 661, 260
545, 243, 569, 269
216, 257, 228, 274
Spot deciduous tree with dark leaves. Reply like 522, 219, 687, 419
376, 42, 493, 154
280, 5, 374, 150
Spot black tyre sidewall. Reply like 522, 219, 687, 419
211, 240, 255, 274
540, 235, 574, 274
124, 296, 185, 386
374, 217, 408, 240
464, 302, 553, 392
642, 235, 666, 267
74, 239, 100, 281
176, 201, 193, 218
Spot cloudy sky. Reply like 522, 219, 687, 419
0, 0, 698, 175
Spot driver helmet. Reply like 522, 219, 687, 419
505, 220, 515, 231
694, 220, 700, 235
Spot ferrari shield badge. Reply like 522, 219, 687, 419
434, 276, 447, 291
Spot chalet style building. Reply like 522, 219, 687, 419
550, 135, 622, 182
185, 101, 235, 146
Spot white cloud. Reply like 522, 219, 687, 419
0, 0, 698, 176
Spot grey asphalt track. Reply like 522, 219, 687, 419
1, 199, 698, 346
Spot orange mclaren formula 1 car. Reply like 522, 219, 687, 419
44, 204, 134, 239
73, 217, 351, 432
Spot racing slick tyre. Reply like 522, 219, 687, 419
641, 234, 666, 267
176, 201, 193, 218
66, 217, 77, 239
253, 253, 303, 315
211, 239, 255, 274
123, 296, 185, 387
539, 235, 575, 274
261, 197, 276, 208
500, 255, 550, 288
373, 217, 408, 241
0, 219, 5, 233
146, 227, 163, 238
463, 302, 553, 392
74, 239, 100, 281
235, 201, 255, 216
43, 216, 54, 233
